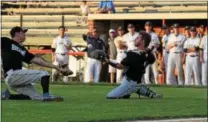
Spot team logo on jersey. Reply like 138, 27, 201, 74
11, 44, 26, 56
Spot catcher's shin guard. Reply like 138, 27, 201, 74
136, 85, 162, 99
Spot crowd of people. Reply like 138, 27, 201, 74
83, 22, 207, 86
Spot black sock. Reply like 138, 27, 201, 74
41, 76, 50, 94
9, 94, 31, 100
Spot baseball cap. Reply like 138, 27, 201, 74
189, 26, 197, 32
117, 26, 124, 31
128, 24, 135, 28
109, 29, 116, 33
172, 23, 179, 28
184, 26, 190, 30
161, 25, 168, 30
10, 26, 28, 38
145, 21, 152, 26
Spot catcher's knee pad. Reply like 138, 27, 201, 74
136, 85, 156, 98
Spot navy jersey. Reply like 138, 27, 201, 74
1, 37, 35, 73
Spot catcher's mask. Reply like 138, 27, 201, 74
134, 31, 151, 48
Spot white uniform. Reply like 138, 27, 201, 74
123, 32, 139, 51
51, 35, 71, 83
200, 35, 207, 86
114, 36, 127, 83
167, 34, 186, 85
144, 32, 160, 84
184, 37, 201, 86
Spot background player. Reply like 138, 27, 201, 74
103, 31, 162, 99
167, 23, 186, 85
144, 21, 160, 84
1, 26, 72, 101
51, 26, 72, 83
114, 26, 127, 83
183, 26, 201, 86
200, 34, 207, 86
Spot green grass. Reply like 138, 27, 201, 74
1, 83, 207, 122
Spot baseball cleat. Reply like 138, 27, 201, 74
152, 93, 163, 99
42, 93, 64, 102
1, 89, 11, 100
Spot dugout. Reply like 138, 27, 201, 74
87, 13, 207, 82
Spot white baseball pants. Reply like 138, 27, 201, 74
166, 52, 184, 85
52, 53, 69, 83
4, 69, 49, 100
86, 58, 101, 83
202, 54, 207, 86
185, 55, 201, 86
144, 53, 159, 84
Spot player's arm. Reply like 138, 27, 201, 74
64, 39, 72, 50
199, 37, 205, 63
30, 56, 59, 69
167, 38, 176, 50
105, 59, 124, 69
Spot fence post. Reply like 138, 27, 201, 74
62, 15, 64, 26
20, 14, 23, 27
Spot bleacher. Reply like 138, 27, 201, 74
1, 1, 207, 48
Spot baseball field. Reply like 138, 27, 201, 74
1, 83, 207, 122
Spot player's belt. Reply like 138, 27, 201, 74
189, 55, 198, 57
57, 53, 67, 55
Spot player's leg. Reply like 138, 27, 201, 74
5, 69, 63, 101
59, 54, 70, 83
175, 54, 184, 85
116, 69, 123, 83
135, 84, 163, 98
201, 59, 207, 86
166, 53, 177, 85
1, 89, 31, 100
109, 65, 116, 84
144, 65, 151, 84
51, 60, 59, 83
185, 56, 193, 85
87, 58, 94, 82
152, 60, 159, 84
192, 57, 201, 86
94, 60, 102, 83
106, 76, 137, 99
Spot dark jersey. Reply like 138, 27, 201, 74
1, 37, 35, 73
121, 51, 147, 82
83, 35, 106, 58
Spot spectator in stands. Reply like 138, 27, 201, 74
198, 25, 205, 39
123, 24, 139, 51
96, 0, 116, 14
108, 29, 117, 84
143, 21, 160, 84
161, 25, 170, 73
114, 26, 127, 83
166, 23, 186, 85
183, 26, 201, 86
184, 26, 190, 39
200, 34, 207, 86
80, 1, 91, 16
83, 29, 106, 83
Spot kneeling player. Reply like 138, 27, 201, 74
1, 27, 72, 101
105, 31, 163, 99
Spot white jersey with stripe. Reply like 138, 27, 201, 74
184, 36, 200, 56
52, 35, 71, 54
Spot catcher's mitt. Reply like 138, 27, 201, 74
89, 50, 108, 61
59, 66, 73, 76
